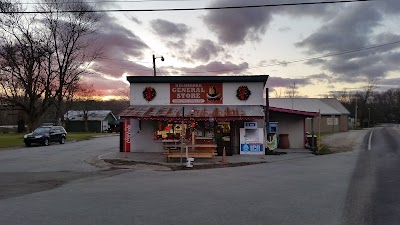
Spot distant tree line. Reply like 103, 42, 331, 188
330, 87, 400, 127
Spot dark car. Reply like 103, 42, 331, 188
23, 126, 67, 147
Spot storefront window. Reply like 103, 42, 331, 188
217, 121, 230, 135
192, 121, 215, 138
153, 120, 218, 140
154, 122, 188, 140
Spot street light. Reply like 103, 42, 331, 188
152, 54, 164, 76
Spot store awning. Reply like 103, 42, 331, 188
119, 105, 265, 121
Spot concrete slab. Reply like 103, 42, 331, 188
99, 148, 315, 168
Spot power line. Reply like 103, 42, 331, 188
1, 0, 372, 14
256, 40, 400, 68
17, 0, 199, 4
89, 39, 400, 74
97, 56, 152, 64
173, 39, 400, 74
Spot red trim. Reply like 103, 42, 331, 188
303, 119, 306, 146
268, 107, 318, 117
120, 116, 264, 121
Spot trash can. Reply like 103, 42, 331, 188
306, 133, 317, 149
279, 134, 290, 149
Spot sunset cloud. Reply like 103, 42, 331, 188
150, 19, 191, 38
191, 39, 224, 62
295, 1, 400, 83
177, 61, 249, 75
67, 0, 400, 97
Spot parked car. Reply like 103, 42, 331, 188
23, 125, 67, 147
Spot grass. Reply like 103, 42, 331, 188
313, 141, 332, 155
66, 132, 100, 142
0, 133, 25, 148
0, 132, 106, 149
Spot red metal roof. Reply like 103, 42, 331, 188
268, 106, 319, 117
119, 105, 265, 120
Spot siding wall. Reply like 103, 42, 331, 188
130, 119, 164, 152
306, 115, 348, 133
269, 112, 305, 148
339, 115, 349, 132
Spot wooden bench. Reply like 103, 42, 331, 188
164, 144, 217, 162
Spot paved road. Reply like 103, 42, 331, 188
0, 134, 363, 225
342, 124, 400, 225
3, 126, 399, 225
0, 136, 122, 200
0, 135, 119, 172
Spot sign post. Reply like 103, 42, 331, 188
123, 119, 131, 157
170, 83, 223, 104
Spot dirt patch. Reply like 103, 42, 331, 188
0, 170, 125, 200
104, 159, 266, 171
320, 129, 369, 153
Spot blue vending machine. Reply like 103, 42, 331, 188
267, 122, 278, 150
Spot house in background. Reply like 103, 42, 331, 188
265, 98, 350, 149
64, 110, 117, 132
269, 98, 350, 132
268, 107, 318, 149
319, 98, 352, 131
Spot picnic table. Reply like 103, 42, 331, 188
163, 141, 217, 162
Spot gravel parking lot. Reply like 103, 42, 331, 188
321, 129, 369, 153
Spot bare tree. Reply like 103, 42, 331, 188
116, 87, 130, 100
327, 89, 352, 103
38, 0, 102, 124
0, 0, 102, 130
0, 2, 56, 131
273, 88, 284, 98
71, 83, 97, 132
357, 78, 378, 127
284, 82, 300, 98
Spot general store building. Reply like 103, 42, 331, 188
119, 75, 269, 156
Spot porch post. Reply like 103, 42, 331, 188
265, 88, 269, 154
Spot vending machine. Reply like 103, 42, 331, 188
240, 122, 264, 155
267, 122, 278, 150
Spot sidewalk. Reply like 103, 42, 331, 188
98, 148, 315, 168
93, 129, 369, 170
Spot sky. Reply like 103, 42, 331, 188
56, 0, 400, 99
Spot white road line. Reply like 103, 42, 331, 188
98, 152, 114, 160
368, 130, 374, 151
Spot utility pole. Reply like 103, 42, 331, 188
355, 98, 358, 129
368, 107, 371, 127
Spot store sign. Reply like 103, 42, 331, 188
244, 122, 257, 129
240, 143, 263, 153
123, 119, 131, 152
170, 83, 223, 104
